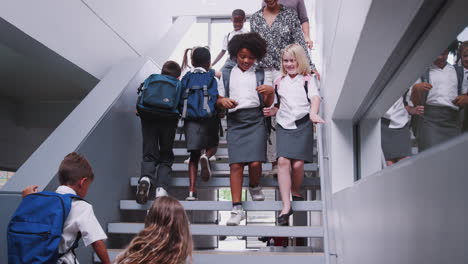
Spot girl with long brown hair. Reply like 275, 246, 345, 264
114, 196, 192, 264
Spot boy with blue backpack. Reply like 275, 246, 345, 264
8, 152, 110, 264
136, 61, 182, 203
180, 47, 220, 201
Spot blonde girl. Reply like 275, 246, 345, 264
114, 196, 193, 264
274, 43, 324, 225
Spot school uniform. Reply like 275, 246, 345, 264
218, 65, 273, 164
412, 64, 461, 151
56, 186, 107, 264
381, 97, 412, 160
275, 74, 319, 163
183, 67, 220, 152
220, 28, 248, 71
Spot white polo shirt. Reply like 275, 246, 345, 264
424, 64, 458, 110
56, 186, 107, 264
218, 65, 273, 113
222, 28, 248, 53
275, 74, 320, 129
383, 97, 409, 129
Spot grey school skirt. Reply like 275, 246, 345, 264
381, 118, 412, 160
276, 114, 314, 163
227, 108, 267, 164
416, 105, 460, 152
184, 117, 220, 152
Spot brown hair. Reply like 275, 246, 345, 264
115, 196, 193, 264
181, 46, 211, 72
58, 152, 94, 185
161, 60, 182, 78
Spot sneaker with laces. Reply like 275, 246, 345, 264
226, 206, 245, 226
248, 185, 265, 201
155, 187, 168, 198
136, 177, 150, 204
185, 191, 198, 201
199, 154, 212, 182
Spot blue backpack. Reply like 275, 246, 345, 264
7, 191, 84, 264
136, 74, 182, 119
180, 69, 218, 120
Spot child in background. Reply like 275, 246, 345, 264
274, 44, 323, 225
17, 153, 110, 264
180, 47, 220, 201
453, 41, 468, 132
211, 9, 248, 71
217, 32, 274, 226
115, 196, 193, 264
136, 61, 182, 204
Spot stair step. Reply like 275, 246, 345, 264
152, 163, 317, 171
130, 176, 320, 188
120, 200, 323, 211
108, 223, 324, 237
173, 148, 229, 156
96, 249, 325, 263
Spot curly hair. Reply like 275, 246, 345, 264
227, 32, 267, 60
114, 197, 193, 264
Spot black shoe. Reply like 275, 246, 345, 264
277, 208, 294, 226
136, 179, 150, 204
292, 195, 305, 201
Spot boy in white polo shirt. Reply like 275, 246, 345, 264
211, 9, 248, 71
22, 152, 110, 264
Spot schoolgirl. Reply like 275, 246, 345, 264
180, 47, 219, 201
274, 44, 324, 225
217, 32, 275, 226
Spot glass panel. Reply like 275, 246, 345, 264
0, 171, 15, 188
381, 26, 468, 167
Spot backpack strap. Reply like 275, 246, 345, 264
454, 64, 464, 95
419, 68, 431, 105
303, 74, 312, 103
181, 87, 190, 119
255, 68, 265, 107
58, 194, 86, 263
274, 76, 283, 108
137, 82, 144, 94
202, 84, 211, 115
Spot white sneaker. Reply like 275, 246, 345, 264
209, 155, 216, 161
248, 185, 265, 201
199, 154, 212, 182
184, 157, 190, 164
155, 187, 168, 198
226, 206, 245, 226
136, 177, 151, 204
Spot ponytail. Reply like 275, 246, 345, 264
181, 48, 192, 72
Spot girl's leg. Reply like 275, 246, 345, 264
277, 157, 292, 215
230, 163, 245, 204
188, 151, 201, 193
290, 159, 305, 198
248, 161, 262, 186
248, 161, 265, 201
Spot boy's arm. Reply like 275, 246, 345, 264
212, 50, 226, 66
91, 240, 110, 264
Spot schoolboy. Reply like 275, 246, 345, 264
211, 9, 248, 70
136, 61, 182, 203
22, 152, 110, 264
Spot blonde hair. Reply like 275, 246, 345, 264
280, 44, 311, 76
115, 197, 193, 264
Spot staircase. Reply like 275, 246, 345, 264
96, 120, 328, 264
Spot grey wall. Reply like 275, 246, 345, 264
333, 134, 468, 264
